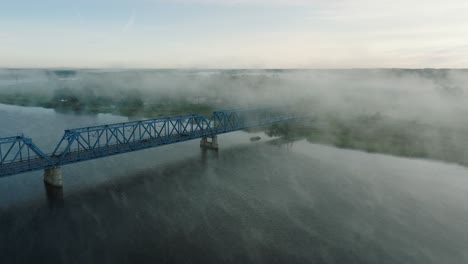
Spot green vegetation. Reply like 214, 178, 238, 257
266, 113, 468, 167
0, 88, 215, 118
0, 93, 51, 108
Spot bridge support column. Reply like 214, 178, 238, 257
200, 135, 218, 150
44, 166, 62, 188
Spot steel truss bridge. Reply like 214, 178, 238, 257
0, 107, 301, 182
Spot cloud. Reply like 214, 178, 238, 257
73, 6, 85, 26
122, 8, 136, 32
2, 0, 468, 68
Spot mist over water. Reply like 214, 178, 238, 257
2, 68, 468, 123
1, 69, 468, 263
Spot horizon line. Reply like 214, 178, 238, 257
1, 67, 468, 71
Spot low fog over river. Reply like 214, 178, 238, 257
0, 102, 468, 263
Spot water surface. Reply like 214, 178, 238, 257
0, 104, 467, 263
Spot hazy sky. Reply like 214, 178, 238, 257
1, 0, 467, 68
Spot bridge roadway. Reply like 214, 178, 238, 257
0, 107, 300, 186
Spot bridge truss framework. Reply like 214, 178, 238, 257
0, 107, 301, 186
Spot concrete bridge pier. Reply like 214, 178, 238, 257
44, 166, 63, 187
200, 135, 218, 150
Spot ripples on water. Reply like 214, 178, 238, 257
0, 104, 468, 263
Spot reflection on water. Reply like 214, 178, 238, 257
44, 183, 64, 209
1, 104, 468, 263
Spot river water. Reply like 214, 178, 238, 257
0, 103, 467, 263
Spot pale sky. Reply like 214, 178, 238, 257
1, 0, 467, 68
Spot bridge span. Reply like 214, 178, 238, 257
0, 107, 301, 187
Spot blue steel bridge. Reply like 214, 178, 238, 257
0, 107, 301, 187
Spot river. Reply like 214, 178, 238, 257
0, 103, 467, 263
